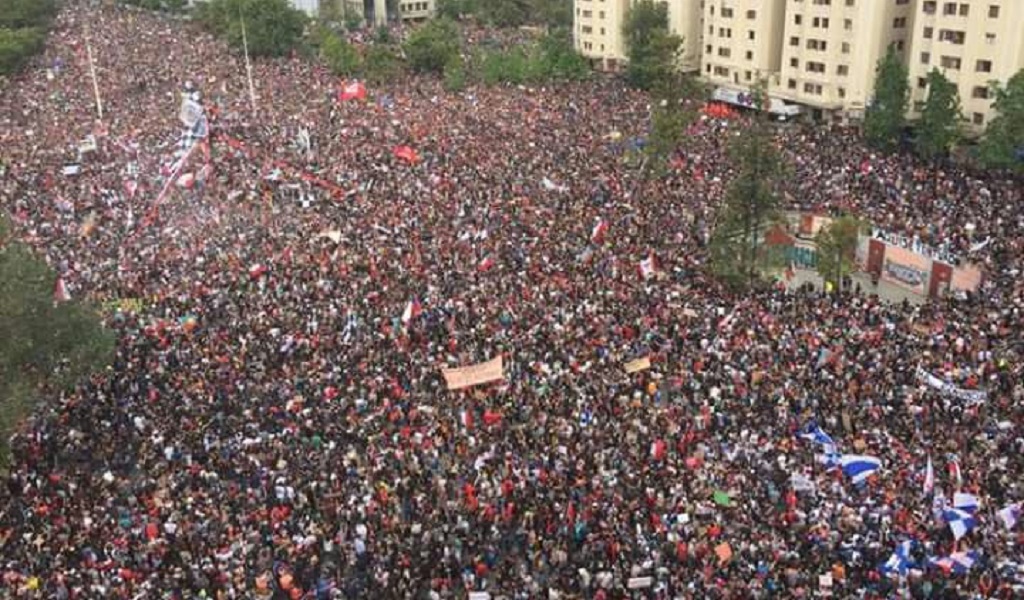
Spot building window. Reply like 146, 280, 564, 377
971, 86, 990, 99
841, 42, 851, 53
893, 17, 907, 28
600, 28, 605, 35
844, 19, 852, 31
896, 40, 905, 51
706, 64, 712, 73
985, 33, 996, 44
923, 27, 933, 39
939, 55, 961, 70
838, 87, 846, 98
788, 79, 797, 89
923, 1, 936, 14
803, 83, 823, 95
806, 39, 828, 51
706, 44, 712, 54
837, 64, 849, 76
746, 50, 753, 60
918, 77, 928, 88
812, 17, 830, 28
748, 31, 755, 40
581, 10, 592, 18
721, 7, 734, 18
713, 66, 730, 77
976, 59, 992, 73
943, 3, 956, 16
745, 70, 753, 81
718, 47, 731, 58
747, 10, 756, 19
939, 29, 966, 44
806, 61, 826, 74
846, 0, 855, 6
790, 36, 800, 46
972, 113, 984, 125
920, 52, 930, 64
988, 5, 1000, 18
581, 26, 592, 34
959, 3, 969, 16
790, 57, 800, 68
794, 15, 802, 25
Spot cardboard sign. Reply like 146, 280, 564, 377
442, 356, 504, 391
627, 577, 653, 589
624, 357, 651, 374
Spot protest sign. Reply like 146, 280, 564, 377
624, 357, 651, 374
442, 356, 504, 390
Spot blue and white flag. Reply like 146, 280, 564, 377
943, 508, 978, 540
952, 492, 980, 514
800, 423, 840, 469
929, 550, 982, 575
997, 503, 1021, 531
880, 540, 917, 578
840, 454, 882, 485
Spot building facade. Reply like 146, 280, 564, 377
775, 0, 916, 120
701, 0, 787, 90
574, 0, 703, 72
907, 0, 1024, 131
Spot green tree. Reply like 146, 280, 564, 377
622, 0, 682, 91
914, 68, 962, 162
197, 0, 308, 58
403, 18, 460, 74
478, 0, 530, 28
814, 216, 866, 291
362, 43, 403, 84
443, 54, 467, 91
0, 215, 116, 464
534, 29, 590, 81
320, 29, 361, 75
532, 0, 572, 29
645, 74, 704, 173
437, 0, 479, 20
0, 26, 46, 76
709, 84, 787, 288
864, 46, 909, 152
977, 69, 1024, 172
0, 0, 58, 29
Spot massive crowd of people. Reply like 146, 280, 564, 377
1, 3, 1023, 599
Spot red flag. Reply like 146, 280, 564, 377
650, 440, 666, 461
338, 80, 366, 102
401, 298, 422, 324
477, 256, 495, 272
248, 264, 268, 280
393, 145, 420, 164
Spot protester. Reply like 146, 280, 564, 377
1, 3, 1022, 599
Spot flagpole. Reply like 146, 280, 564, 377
84, 21, 104, 122
239, 8, 258, 115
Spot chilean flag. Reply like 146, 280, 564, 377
477, 255, 495, 272
338, 80, 366, 101
639, 253, 656, 279
393, 145, 420, 164
54, 276, 71, 302
590, 219, 608, 244
650, 439, 667, 461
459, 409, 473, 430
401, 297, 422, 324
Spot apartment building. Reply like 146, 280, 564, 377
574, 0, 704, 72
775, 0, 916, 120
701, 0, 787, 90
907, 0, 1024, 131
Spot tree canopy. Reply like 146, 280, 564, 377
914, 68, 962, 162
622, 0, 682, 91
977, 69, 1024, 173
197, 0, 308, 59
864, 46, 909, 152
1, 215, 115, 464
403, 18, 461, 74
815, 216, 866, 290
709, 84, 787, 288
0, 0, 58, 77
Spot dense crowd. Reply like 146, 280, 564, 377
2, 3, 1023, 599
